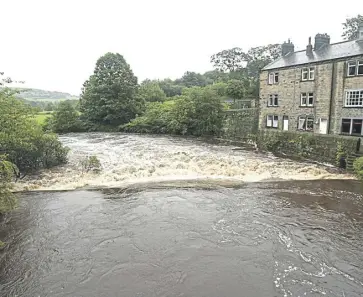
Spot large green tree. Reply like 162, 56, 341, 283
342, 14, 363, 40
175, 71, 209, 88
139, 80, 167, 102
80, 53, 143, 126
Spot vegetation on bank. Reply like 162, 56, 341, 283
0, 85, 69, 214
354, 157, 363, 180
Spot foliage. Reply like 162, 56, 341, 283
0, 241, 5, 248
0, 88, 69, 175
80, 155, 102, 174
158, 79, 185, 97
175, 71, 209, 88
226, 80, 246, 100
342, 15, 363, 40
353, 157, 363, 180
80, 52, 143, 126
256, 130, 359, 166
222, 109, 259, 140
121, 86, 224, 136
0, 155, 18, 213
139, 80, 167, 102
47, 100, 83, 133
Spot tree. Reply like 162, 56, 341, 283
80, 52, 143, 126
226, 80, 246, 100
0, 87, 68, 175
342, 15, 363, 40
49, 100, 82, 133
158, 79, 185, 97
175, 71, 209, 88
139, 80, 167, 102
210, 47, 247, 72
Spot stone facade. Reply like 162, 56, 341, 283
259, 55, 363, 140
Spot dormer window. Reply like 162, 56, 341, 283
268, 72, 279, 84
301, 67, 315, 81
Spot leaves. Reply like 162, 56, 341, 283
342, 14, 363, 40
80, 52, 143, 126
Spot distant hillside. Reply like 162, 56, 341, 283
14, 88, 79, 101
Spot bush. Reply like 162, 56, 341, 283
353, 157, 363, 179
0, 88, 69, 176
121, 86, 224, 137
47, 100, 83, 133
80, 156, 102, 173
0, 155, 18, 213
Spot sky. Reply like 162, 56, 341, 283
1, 0, 361, 95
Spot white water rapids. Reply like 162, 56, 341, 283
15, 133, 354, 191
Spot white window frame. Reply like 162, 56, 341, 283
307, 93, 314, 106
301, 67, 315, 81
344, 90, 363, 107
298, 115, 314, 131
266, 115, 278, 128
268, 72, 279, 85
340, 118, 363, 135
358, 61, 363, 75
347, 60, 363, 76
301, 92, 314, 106
268, 94, 278, 106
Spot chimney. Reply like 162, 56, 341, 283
306, 37, 313, 55
281, 39, 295, 56
314, 33, 330, 50
359, 23, 363, 40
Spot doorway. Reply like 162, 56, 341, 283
319, 118, 328, 134
283, 116, 289, 131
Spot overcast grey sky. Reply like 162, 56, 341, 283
1, 0, 361, 94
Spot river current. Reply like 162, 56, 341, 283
1, 133, 362, 296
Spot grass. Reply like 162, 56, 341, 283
0, 240, 5, 248
35, 112, 52, 125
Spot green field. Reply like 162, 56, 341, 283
35, 112, 52, 125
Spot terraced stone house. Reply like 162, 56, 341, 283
259, 24, 363, 140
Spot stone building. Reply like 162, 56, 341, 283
259, 24, 363, 139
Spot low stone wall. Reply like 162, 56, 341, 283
256, 130, 360, 167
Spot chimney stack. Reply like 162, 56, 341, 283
306, 37, 313, 55
281, 39, 295, 56
314, 33, 330, 50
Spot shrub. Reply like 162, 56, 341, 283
47, 100, 83, 133
80, 156, 102, 173
0, 155, 18, 213
353, 157, 363, 180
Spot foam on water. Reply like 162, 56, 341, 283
14, 133, 354, 191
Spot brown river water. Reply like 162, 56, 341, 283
1, 133, 363, 296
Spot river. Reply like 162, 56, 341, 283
1, 133, 363, 296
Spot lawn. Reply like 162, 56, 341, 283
35, 112, 52, 125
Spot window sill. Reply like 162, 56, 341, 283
267, 105, 279, 107
266, 127, 279, 129
343, 106, 363, 108
300, 79, 315, 82
299, 105, 314, 108
297, 129, 313, 132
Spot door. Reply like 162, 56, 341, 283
319, 118, 328, 134
283, 116, 289, 131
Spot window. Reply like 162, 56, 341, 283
266, 115, 278, 128
358, 61, 363, 75
345, 90, 363, 107
301, 67, 314, 81
298, 115, 314, 131
268, 94, 278, 106
341, 118, 363, 135
301, 92, 314, 106
268, 72, 279, 84
347, 60, 363, 76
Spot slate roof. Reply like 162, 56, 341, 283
263, 40, 363, 71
